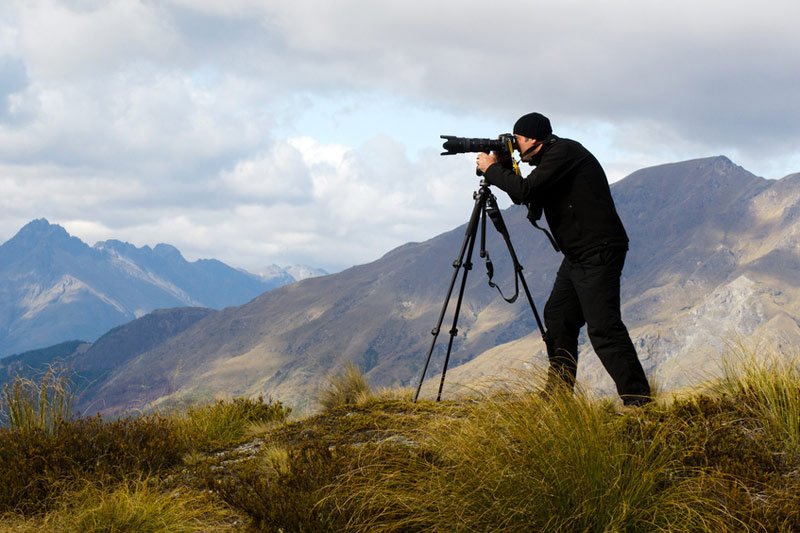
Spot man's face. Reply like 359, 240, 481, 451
515, 134, 541, 162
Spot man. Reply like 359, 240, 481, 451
476, 112, 651, 406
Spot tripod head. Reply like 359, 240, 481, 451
474, 178, 490, 193
472, 181, 508, 235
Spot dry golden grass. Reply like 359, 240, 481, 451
3, 344, 800, 531
710, 342, 800, 453
317, 362, 372, 410
1, 367, 73, 433
329, 386, 736, 532
1, 479, 237, 533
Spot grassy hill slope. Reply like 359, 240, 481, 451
1, 348, 799, 532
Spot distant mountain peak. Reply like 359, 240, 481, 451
95, 240, 185, 264
618, 155, 764, 194
1, 218, 88, 258
286, 265, 328, 281
710, 155, 734, 165
13, 218, 70, 242
704, 155, 748, 176
632, 155, 740, 173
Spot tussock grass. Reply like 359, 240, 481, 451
61, 480, 235, 533
331, 387, 734, 532
0, 393, 287, 516
175, 396, 290, 451
711, 344, 800, 453
4, 344, 800, 531
317, 362, 372, 410
2, 479, 236, 532
0, 413, 187, 514
1, 367, 73, 433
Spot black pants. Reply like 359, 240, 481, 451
543, 248, 650, 404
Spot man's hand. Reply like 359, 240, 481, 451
476, 152, 497, 174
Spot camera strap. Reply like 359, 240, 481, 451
505, 137, 521, 176
483, 250, 520, 303
526, 205, 560, 252
519, 140, 544, 160
480, 201, 520, 304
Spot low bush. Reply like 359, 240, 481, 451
196, 440, 352, 531
0, 392, 290, 515
0, 414, 186, 514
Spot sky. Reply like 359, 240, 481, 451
1, 0, 799, 273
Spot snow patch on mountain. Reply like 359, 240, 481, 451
19, 275, 127, 320
103, 248, 201, 306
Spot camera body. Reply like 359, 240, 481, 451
440, 133, 518, 156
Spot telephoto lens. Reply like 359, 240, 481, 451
440, 134, 516, 156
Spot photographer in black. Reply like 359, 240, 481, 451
476, 112, 651, 406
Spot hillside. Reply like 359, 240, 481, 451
0, 307, 217, 415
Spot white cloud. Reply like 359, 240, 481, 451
1, 0, 799, 272
220, 141, 312, 202
16, 0, 178, 80
0, 131, 479, 272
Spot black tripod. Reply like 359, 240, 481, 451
413, 180, 548, 402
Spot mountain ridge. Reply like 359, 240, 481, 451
0, 220, 324, 357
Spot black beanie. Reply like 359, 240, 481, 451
513, 112, 552, 140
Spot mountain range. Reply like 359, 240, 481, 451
0, 219, 325, 357
3, 156, 799, 416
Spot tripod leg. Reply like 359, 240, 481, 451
413, 192, 485, 402
436, 206, 482, 401
517, 262, 547, 340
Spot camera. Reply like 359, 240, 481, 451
440, 133, 518, 156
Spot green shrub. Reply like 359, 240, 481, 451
317, 362, 371, 411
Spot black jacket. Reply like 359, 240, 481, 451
483, 135, 628, 261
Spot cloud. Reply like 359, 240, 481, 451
237, 1, 800, 161
15, 0, 178, 80
0, 132, 479, 272
7, 1, 800, 160
0, 0, 798, 272
220, 141, 313, 203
